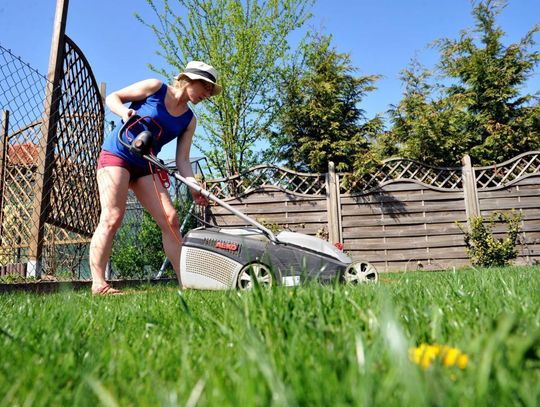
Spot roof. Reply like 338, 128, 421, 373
7, 142, 39, 165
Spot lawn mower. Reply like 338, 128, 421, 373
118, 115, 378, 290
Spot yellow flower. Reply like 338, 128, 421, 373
409, 343, 468, 370
456, 354, 469, 369
409, 343, 439, 369
441, 346, 459, 366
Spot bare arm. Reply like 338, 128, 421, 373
106, 79, 163, 122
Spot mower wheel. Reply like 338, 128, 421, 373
344, 261, 378, 284
237, 262, 273, 290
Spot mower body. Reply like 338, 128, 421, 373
179, 227, 353, 290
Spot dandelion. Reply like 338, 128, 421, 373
409, 343, 469, 370
441, 346, 469, 369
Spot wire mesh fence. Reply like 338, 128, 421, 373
0, 46, 47, 270
0, 41, 104, 279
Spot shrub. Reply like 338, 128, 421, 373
458, 211, 522, 267
111, 198, 197, 279
139, 210, 166, 272
257, 218, 284, 233
111, 217, 146, 279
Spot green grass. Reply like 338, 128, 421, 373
1, 266, 540, 406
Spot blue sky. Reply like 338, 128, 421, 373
1, 0, 539, 159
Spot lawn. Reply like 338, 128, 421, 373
1, 266, 539, 406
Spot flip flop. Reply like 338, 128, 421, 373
92, 284, 123, 296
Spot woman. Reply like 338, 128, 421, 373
90, 61, 220, 295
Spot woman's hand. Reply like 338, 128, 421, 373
122, 108, 136, 123
192, 189, 209, 206
187, 177, 209, 206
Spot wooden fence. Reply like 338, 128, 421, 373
205, 152, 540, 272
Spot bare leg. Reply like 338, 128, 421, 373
132, 174, 183, 285
90, 167, 130, 291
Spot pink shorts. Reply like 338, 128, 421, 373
97, 150, 152, 180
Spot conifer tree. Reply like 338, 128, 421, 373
271, 34, 383, 174
384, 0, 540, 166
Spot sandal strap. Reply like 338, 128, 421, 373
92, 284, 122, 295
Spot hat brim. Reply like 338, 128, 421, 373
176, 72, 221, 96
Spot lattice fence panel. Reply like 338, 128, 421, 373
474, 151, 540, 190
340, 158, 463, 194
47, 36, 103, 236
206, 164, 327, 199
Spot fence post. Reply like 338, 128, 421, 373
461, 154, 480, 226
0, 110, 9, 245
105, 260, 112, 281
99, 82, 107, 105
326, 161, 342, 244
28, 0, 69, 278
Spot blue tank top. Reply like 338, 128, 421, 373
102, 83, 194, 168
